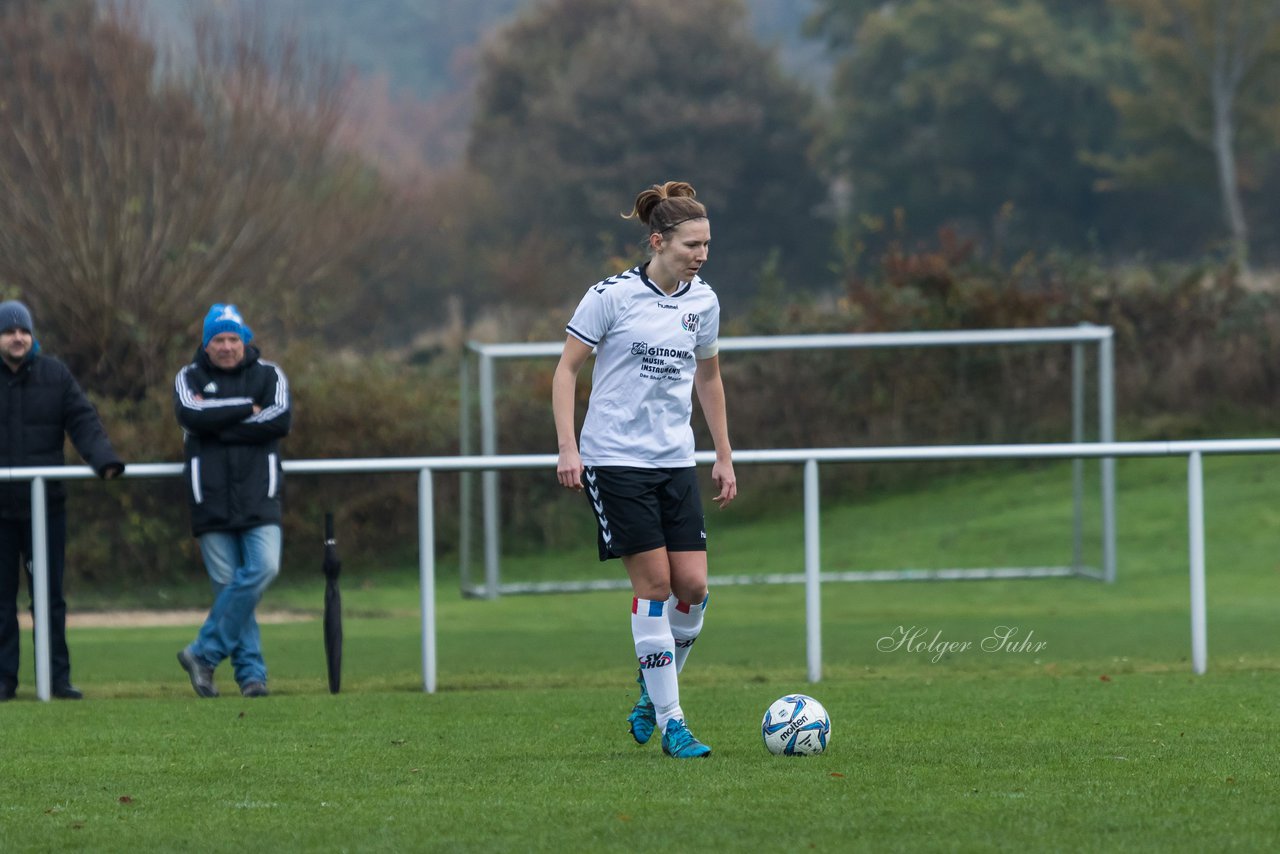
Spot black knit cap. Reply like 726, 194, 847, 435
0, 300, 33, 335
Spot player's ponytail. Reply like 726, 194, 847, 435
624, 181, 707, 235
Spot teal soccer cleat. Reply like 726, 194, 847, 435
661, 718, 711, 759
627, 673, 656, 745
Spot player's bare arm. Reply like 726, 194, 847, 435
695, 355, 736, 508
553, 335, 593, 490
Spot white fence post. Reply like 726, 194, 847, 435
30, 477, 52, 702
1187, 451, 1208, 675
419, 468, 438, 694
804, 459, 822, 683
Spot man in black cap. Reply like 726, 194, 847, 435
0, 300, 125, 701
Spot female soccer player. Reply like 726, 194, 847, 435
552, 180, 737, 759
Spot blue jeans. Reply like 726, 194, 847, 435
189, 525, 281, 687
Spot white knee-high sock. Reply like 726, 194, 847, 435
667, 593, 708, 673
631, 597, 682, 731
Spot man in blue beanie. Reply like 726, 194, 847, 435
174, 304, 291, 698
0, 300, 125, 701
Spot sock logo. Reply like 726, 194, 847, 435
675, 637, 697, 649
638, 651, 673, 670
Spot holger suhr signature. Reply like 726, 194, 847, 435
877, 625, 1047, 663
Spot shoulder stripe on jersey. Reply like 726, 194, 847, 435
591, 266, 641, 294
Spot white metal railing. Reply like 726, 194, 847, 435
462, 326, 1117, 598
3, 436, 1265, 700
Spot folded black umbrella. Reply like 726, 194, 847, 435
322, 512, 343, 694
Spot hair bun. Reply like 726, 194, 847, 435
625, 180, 705, 232
661, 181, 696, 200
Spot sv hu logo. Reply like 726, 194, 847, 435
638, 651, 673, 670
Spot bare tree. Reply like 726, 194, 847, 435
0, 1, 390, 397
1120, 0, 1280, 271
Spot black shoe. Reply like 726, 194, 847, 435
0, 683, 14, 702
52, 684, 83, 700
240, 681, 269, 698
177, 648, 219, 698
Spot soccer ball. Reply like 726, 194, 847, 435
761, 694, 831, 756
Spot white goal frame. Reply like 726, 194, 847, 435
459, 326, 1117, 598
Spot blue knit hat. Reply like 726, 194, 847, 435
0, 300, 34, 335
202, 303, 253, 347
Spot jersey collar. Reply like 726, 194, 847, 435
639, 263, 692, 299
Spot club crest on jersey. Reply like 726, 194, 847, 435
681, 313, 700, 333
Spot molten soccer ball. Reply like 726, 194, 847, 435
761, 694, 831, 756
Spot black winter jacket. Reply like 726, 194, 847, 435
173, 345, 291, 536
1, 352, 124, 520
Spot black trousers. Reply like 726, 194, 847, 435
0, 509, 71, 690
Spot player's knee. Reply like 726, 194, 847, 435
674, 581, 708, 605
632, 581, 673, 602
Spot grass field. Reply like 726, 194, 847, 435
2, 456, 1279, 851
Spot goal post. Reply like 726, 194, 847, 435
459, 326, 1116, 598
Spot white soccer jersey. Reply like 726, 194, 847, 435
566, 263, 721, 468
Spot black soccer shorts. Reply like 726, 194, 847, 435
582, 466, 707, 562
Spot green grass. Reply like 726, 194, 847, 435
3, 671, 1277, 852
4, 455, 1280, 851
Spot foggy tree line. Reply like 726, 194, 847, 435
3, 0, 1280, 581
4, 0, 1280, 377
